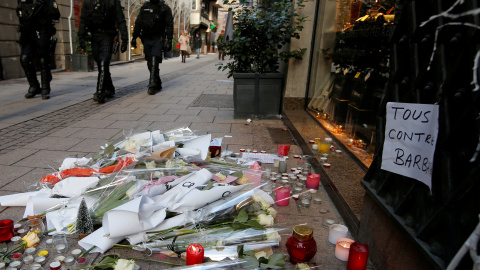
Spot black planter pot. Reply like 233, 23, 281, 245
72, 54, 94, 72
233, 73, 284, 119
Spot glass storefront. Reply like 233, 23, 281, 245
307, 0, 397, 168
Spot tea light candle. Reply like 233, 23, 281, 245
37, 250, 48, 257
335, 238, 354, 261
275, 186, 291, 206
239, 148, 245, 152
64, 256, 75, 266
55, 244, 66, 253
45, 239, 53, 246
71, 249, 82, 258
323, 163, 331, 168
252, 150, 258, 153
186, 243, 204, 265
9, 261, 22, 268
328, 224, 349, 244
49, 261, 62, 270
273, 159, 280, 167
10, 236, 21, 244
17, 229, 27, 237
235, 152, 241, 157
76, 257, 87, 266
23, 255, 34, 265
346, 242, 369, 270
11, 253, 22, 261
312, 144, 318, 150
13, 224, 22, 232
34, 256, 46, 265
30, 263, 42, 270
313, 198, 322, 204
261, 150, 266, 153
25, 247, 36, 256
54, 255, 65, 262
0, 262, 4, 270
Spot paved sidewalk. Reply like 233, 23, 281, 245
0, 54, 350, 269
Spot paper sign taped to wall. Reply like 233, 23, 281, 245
381, 102, 439, 191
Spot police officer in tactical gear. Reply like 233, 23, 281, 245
131, 0, 173, 95
77, 0, 129, 104
16, 0, 60, 100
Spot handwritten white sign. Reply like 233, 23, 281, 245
381, 102, 439, 191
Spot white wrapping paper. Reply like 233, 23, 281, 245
0, 189, 52, 206
52, 177, 99, 198
78, 227, 123, 253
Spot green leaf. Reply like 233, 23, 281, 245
93, 254, 119, 270
234, 209, 248, 223
201, 181, 215, 191
258, 256, 269, 265
260, 263, 285, 269
246, 219, 265, 230
267, 253, 286, 267
242, 255, 259, 268
237, 245, 244, 257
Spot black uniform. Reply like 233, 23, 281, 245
16, 0, 60, 100
77, 0, 128, 103
131, 0, 173, 95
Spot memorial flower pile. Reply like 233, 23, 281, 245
0, 127, 290, 268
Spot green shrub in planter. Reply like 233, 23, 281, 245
219, 0, 308, 77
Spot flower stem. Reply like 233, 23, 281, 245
78, 245, 96, 258
128, 257, 184, 266
73, 263, 114, 269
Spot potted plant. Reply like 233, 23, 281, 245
72, 34, 94, 72
219, 0, 307, 118
170, 36, 180, 58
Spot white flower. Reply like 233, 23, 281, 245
166, 159, 176, 168
145, 160, 156, 169
267, 207, 277, 218
295, 263, 311, 269
154, 171, 163, 178
114, 259, 135, 270
252, 195, 271, 210
265, 229, 281, 242
124, 140, 137, 152
254, 251, 267, 259
247, 118, 252, 123
257, 214, 274, 226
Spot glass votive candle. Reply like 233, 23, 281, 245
64, 256, 75, 266
34, 256, 46, 265
25, 247, 36, 256
45, 238, 53, 248
275, 186, 291, 206
71, 249, 82, 258
52, 232, 68, 254
17, 229, 27, 237
335, 238, 354, 261
13, 223, 22, 233
328, 224, 349, 244
0, 219, 14, 242
23, 255, 34, 265
29, 263, 42, 270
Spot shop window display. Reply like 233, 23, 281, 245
307, 0, 397, 167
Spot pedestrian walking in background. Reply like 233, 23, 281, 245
217, 30, 225, 61
194, 33, 202, 59
131, 0, 173, 95
78, 0, 129, 104
178, 31, 190, 63
17, 0, 60, 100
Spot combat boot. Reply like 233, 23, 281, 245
105, 70, 115, 98
39, 58, 52, 100
93, 60, 107, 103
21, 55, 41, 99
147, 56, 160, 95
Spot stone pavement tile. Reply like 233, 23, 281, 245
197, 110, 230, 118
0, 148, 39, 166
176, 115, 214, 123
159, 89, 191, 97
212, 114, 247, 124
0, 165, 34, 188
48, 127, 83, 137
68, 138, 112, 153
74, 119, 117, 128
165, 108, 201, 116
14, 150, 84, 169
0, 123, 13, 129
22, 137, 84, 151
101, 105, 138, 114
140, 114, 178, 122
193, 107, 220, 111
165, 96, 194, 104
177, 97, 197, 105
1, 167, 54, 192
102, 113, 146, 121
68, 127, 121, 140
231, 123, 253, 134
84, 112, 112, 120
189, 123, 231, 134
131, 107, 169, 115
148, 121, 191, 132
107, 120, 153, 130
0, 205, 24, 221
222, 134, 254, 147
126, 102, 160, 109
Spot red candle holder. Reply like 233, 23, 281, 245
0, 219, 14, 242
306, 173, 320, 190
346, 242, 369, 270
277, 145, 290, 156
186, 243, 204, 265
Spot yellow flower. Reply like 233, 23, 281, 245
22, 231, 40, 248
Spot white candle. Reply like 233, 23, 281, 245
34, 256, 46, 265
0, 262, 5, 270
334, 238, 354, 261
64, 256, 75, 266
23, 255, 34, 264
71, 249, 82, 258
30, 263, 42, 270
9, 261, 22, 268
25, 247, 36, 256
55, 244, 66, 253
328, 224, 349, 244
54, 255, 65, 262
